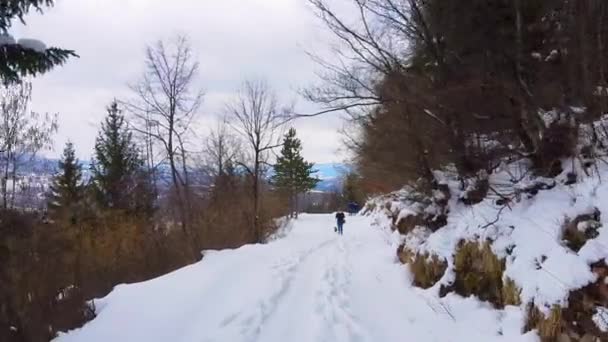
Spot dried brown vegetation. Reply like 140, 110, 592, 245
451, 241, 507, 308
397, 245, 447, 289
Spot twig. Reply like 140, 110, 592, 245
479, 204, 509, 229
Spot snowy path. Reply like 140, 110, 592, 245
55, 214, 530, 342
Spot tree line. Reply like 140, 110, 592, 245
305, 0, 608, 197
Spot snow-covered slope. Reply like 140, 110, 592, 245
54, 214, 533, 342
363, 162, 608, 341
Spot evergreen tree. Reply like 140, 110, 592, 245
0, 0, 76, 83
273, 128, 319, 218
48, 141, 83, 215
91, 101, 148, 213
342, 172, 364, 207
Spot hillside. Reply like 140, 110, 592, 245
364, 162, 608, 341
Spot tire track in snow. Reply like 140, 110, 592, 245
208, 237, 336, 342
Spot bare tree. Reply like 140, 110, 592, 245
301, 0, 423, 118
226, 79, 287, 241
202, 118, 240, 180
126, 35, 203, 237
0, 82, 57, 209
302, 0, 451, 187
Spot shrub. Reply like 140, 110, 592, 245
453, 240, 506, 307
502, 277, 522, 306
562, 209, 602, 252
533, 121, 578, 176
460, 177, 489, 206
0, 209, 198, 342
397, 245, 447, 289
524, 304, 563, 342
523, 261, 608, 341
560, 260, 608, 341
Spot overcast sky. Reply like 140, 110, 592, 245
11, 0, 348, 164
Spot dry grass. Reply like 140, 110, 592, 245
502, 277, 522, 306
453, 240, 506, 307
524, 304, 563, 342
397, 245, 447, 289
400, 240, 522, 308
562, 209, 602, 253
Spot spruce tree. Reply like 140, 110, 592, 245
342, 172, 364, 206
273, 128, 319, 218
48, 141, 83, 214
0, 0, 76, 83
91, 101, 146, 212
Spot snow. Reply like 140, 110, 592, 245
366, 161, 608, 319
595, 86, 608, 97
0, 33, 16, 46
0, 35, 47, 52
265, 217, 294, 242
545, 49, 559, 62
18, 38, 47, 53
593, 307, 608, 332
56, 285, 77, 302
54, 214, 532, 342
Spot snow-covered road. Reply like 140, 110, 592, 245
55, 214, 532, 342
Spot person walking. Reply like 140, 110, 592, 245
335, 211, 346, 235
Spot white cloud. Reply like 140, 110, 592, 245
11, 0, 345, 163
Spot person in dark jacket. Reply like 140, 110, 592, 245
348, 202, 360, 215
335, 211, 346, 235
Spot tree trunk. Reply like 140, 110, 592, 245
1, 149, 10, 209
294, 191, 299, 219
146, 115, 158, 196
10, 161, 16, 209
513, 0, 544, 155
253, 152, 260, 242
167, 128, 194, 258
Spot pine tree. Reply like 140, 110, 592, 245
0, 0, 76, 83
342, 172, 364, 206
273, 128, 319, 218
48, 141, 83, 214
91, 101, 148, 213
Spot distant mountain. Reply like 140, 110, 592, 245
18, 155, 93, 180
312, 163, 350, 192
19, 157, 348, 193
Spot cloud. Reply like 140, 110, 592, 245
11, 0, 345, 163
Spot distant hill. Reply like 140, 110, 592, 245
20, 157, 348, 193
311, 163, 350, 192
